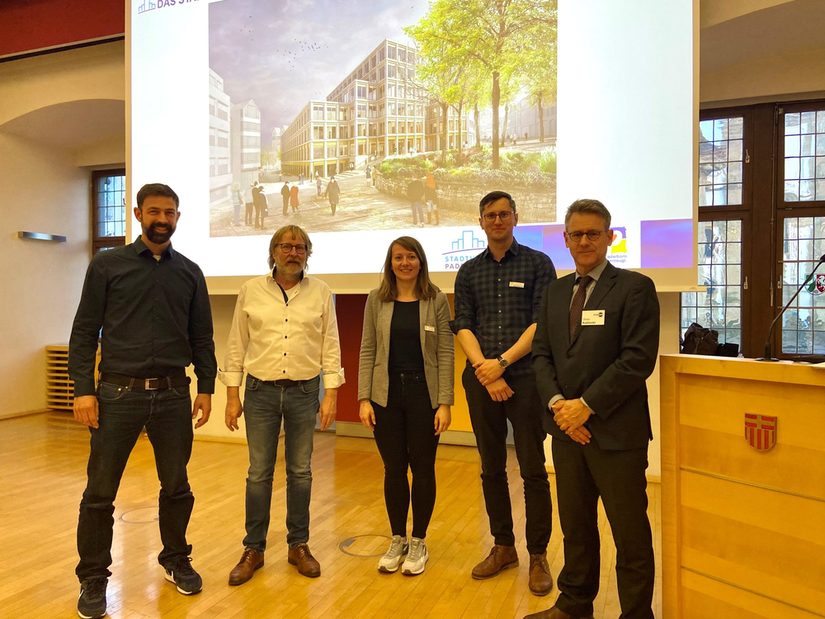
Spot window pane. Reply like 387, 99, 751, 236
94, 174, 125, 239
785, 112, 800, 135
681, 217, 743, 347
698, 116, 745, 208
784, 108, 825, 203
780, 215, 825, 354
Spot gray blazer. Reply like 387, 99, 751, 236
358, 289, 454, 409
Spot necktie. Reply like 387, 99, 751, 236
569, 275, 592, 340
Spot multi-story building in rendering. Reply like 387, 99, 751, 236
281, 39, 466, 178
208, 68, 232, 210
231, 99, 261, 189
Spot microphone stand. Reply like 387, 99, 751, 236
757, 254, 825, 362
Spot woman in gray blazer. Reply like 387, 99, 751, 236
358, 236, 454, 577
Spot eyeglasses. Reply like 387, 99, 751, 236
482, 211, 514, 222
276, 243, 307, 254
566, 230, 606, 243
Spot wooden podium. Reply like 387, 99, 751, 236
660, 355, 825, 618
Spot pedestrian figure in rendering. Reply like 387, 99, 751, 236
424, 171, 439, 225
244, 182, 254, 226
325, 176, 340, 215
232, 182, 243, 226
289, 184, 300, 213
252, 184, 268, 230
407, 176, 425, 227
281, 182, 290, 216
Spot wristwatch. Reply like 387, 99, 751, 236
497, 355, 510, 368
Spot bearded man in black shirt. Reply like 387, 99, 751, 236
69, 183, 217, 619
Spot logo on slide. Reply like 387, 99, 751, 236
442, 231, 485, 270
744, 413, 777, 452
805, 273, 825, 296
608, 226, 627, 264
610, 227, 627, 253
138, 0, 196, 15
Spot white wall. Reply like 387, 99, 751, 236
0, 133, 90, 415
702, 47, 825, 104
0, 42, 125, 417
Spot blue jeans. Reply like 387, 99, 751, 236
242, 375, 320, 550
76, 381, 194, 580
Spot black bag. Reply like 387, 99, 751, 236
681, 322, 719, 355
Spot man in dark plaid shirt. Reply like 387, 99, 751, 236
453, 190, 557, 597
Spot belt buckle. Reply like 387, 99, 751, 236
144, 378, 161, 391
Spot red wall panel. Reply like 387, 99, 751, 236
334, 293, 366, 423
0, 0, 124, 58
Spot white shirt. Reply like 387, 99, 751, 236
220, 273, 345, 389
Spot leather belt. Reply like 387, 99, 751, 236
100, 372, 190, 391
251, 375, 312, 388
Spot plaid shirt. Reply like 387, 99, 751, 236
453, 239, 556, 376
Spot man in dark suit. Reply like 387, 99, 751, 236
527, 199, 659, 619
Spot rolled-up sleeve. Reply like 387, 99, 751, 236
219, 285, 249, 388
320, 289, 345, 389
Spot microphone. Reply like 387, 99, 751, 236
757, 254, 825, 361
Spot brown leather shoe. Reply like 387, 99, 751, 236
523, 606, 594, 619
528, 552, 554, 596
228, 548, 264, 586
471, 544, 519, 579
288, 543, 321, 578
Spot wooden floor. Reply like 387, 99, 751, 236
0, 413, 662, 618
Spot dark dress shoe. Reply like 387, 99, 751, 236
528, 552, 554, 596
288, 543, 321, 578
471, 544, 519, 579
523, 606, 594, 619
228, 548, 264, 586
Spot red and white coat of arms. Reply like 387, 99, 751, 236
744, 413, 777, 452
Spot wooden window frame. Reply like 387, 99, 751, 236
91, 168, 126, 255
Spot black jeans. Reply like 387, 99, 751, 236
463, 366, 552, 555
76, 381, 194, 580
372, 371, 439, 539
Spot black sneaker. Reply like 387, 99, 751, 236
163, 556, 203, 595
77, 577, 107, 619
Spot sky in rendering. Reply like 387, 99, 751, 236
209, 0, 429, 138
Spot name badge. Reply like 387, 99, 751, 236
424, 324, 436, 332
509, 281, 525, 288
581, 310, 605, 326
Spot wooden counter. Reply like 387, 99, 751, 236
660, 355, 825, 618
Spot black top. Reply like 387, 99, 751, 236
453, 238, 556, 377
388, 300, 424, 372
68, 237, 217, 396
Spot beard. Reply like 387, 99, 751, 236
144, 222, 175, 244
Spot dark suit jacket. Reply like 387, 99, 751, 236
532, 262, 659, 450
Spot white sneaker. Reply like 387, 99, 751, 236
401, 537, 428, 576
377, 535, 408, 573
